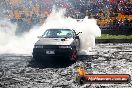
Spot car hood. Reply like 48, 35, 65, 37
35, 38, 74, 45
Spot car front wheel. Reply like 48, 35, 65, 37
69, 50, 78, 61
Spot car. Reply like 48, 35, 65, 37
32, 28, 81, 62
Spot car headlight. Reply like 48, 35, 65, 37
34, 45, 43, 48
59, 45, 72, 48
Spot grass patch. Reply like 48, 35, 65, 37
96, 34, 132, 39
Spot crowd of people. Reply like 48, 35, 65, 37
85, 0, 132, 30
1, 0, 132, 32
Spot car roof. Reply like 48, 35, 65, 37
46, 28, 75, 31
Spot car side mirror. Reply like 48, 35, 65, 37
77, 32, 82, 35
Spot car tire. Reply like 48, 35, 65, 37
69, 50, 78, 62
33, 54, 40, 61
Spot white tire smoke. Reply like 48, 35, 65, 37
0, 9, 101, 55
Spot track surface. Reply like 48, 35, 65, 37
0, 43, 132, 88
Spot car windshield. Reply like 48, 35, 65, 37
43, 29, 74, 38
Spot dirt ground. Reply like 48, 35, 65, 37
0, 43, 132, 88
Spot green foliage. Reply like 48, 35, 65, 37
96, 34, 132, 39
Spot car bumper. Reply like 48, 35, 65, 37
33, 48, 74, 60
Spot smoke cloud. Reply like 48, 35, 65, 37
0, 9, 101, 55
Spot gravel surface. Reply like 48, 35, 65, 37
0, 43, 132, 88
